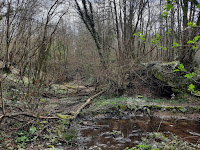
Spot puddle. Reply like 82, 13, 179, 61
77, 116, 200, 150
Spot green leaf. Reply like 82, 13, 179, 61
178, 64, 186, 71
29, 126, 37, 134
172, 42, 181, 48
188, 22, 197, 27
197, 4, 200, 9
192, 46, 197, 50
194, 36, 200, 42
156, 34, 161, 38
161, 12, 168, 18
166, 29, 172, 35
163, 47, 167, 50
165, 4, 174, 11
188, 84, 195, 92
158, 46, 167, 50
197, 91, 200, 96
184, 73, 193, 79
187, 40, 194, 44
173, 69, 179, 72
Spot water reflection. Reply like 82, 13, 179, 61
78, 116, 200, 150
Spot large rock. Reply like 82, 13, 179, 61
147, 61, 190, 98
128, 61, 196, 98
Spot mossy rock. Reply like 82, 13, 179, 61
149, 62, 191, 98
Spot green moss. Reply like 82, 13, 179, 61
174, 106, 187, 113
192, 106, 200, 112
153, 71, 168, 83
176, 106, 184, 109
119, 105, 128, 111
63, 134, 74, 141
154, 105, 162, 109
56, 114, 73, 120
165, 106, 174, 111
137, 95, 143, 98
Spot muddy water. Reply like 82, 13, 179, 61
77, 117, 200, 150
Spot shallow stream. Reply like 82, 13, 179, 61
76, 116, 200, 150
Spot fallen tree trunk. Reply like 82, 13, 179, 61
73, 90, 104, 119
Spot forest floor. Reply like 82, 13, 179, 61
0, 76, 200, 149
43, 80, 200, 120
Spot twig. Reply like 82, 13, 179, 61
128, 45, 157, 71
4, 112, 59, 119
0, 80, 5, 115
133, 70, 151, 85
157, 118, 164, 132
0, 80, 5, 125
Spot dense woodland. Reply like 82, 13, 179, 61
0, 0, 200, 149
0, 0, 200, 86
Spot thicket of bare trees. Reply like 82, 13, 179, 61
0, 0, 70, 84
0, 0, 199, 93
73, 0, 200, 93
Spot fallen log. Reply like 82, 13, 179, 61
0, 112, 59, 120
72, 90, 105, 119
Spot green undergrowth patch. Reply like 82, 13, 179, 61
142, 97, 187, 104
81, 96, 200, 117
94, 95, 129, 108
11, 119, 78, 149
125, 132, 198, 150
94, 95, 189, 108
